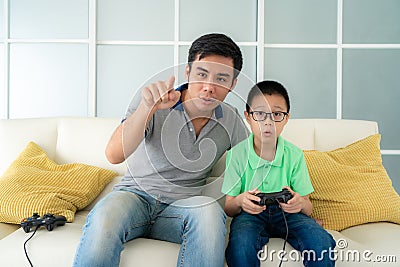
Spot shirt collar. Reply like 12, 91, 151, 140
172, 83, 223, 119
248, 134, 284, 169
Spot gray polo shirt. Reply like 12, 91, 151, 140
113, 83, 249, 202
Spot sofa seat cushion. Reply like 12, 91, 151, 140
0, 223, 180, 267
0, 223, 19, 240
0, 142, 117, 224
0, 222, 83, 266
0, 224, 375, 267
242, 228, 373, 266
340, 222, 400, 265
121, 238, 180, 266
304, 134, 400, 231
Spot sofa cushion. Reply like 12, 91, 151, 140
0, 118, 59, 175
340, 222, 400, 260
304, 134, 400, 231
0, 142, 117, 224
54, 118, 126, 176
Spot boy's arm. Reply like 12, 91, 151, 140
279, 149, 314, 215
300, 195, 313, 216
224, 189, 266, 217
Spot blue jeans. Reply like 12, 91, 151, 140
73, 188, 226, 267
226, 205, 336, 267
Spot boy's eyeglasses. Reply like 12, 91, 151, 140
249, 111, 288, 122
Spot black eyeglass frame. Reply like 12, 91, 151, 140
248, 111, 288, 122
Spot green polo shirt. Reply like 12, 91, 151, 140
222, 133, 314, 197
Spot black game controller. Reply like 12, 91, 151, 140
253, 188, 293, 206
21, 213, 67, 233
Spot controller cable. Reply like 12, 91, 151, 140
23, 225, 40, 267
277, 199, 289, 267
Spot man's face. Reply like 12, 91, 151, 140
184, 54, 237, 113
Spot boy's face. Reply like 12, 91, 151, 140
183, 54, 237, 114
245, 93, 290, 145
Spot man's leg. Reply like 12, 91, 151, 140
150, 196, 226, 267
73, 190, 154, 267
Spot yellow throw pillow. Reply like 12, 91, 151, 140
304, 134, 400, 231
0, 141, 117, 224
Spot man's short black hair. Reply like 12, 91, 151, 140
246, 80, 291, 113
188, 33, 243, 79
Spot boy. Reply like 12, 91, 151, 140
222, 80, 336, 266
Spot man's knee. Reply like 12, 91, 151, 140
176, 196, 226, 236
188, 196, 225, 221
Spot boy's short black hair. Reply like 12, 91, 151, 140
246, 80, 291, 113
188, 33, 243, 79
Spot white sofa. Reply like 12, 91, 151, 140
0, 117, 399, 266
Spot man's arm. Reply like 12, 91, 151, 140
105, 76, 180, 164
105, 102, 155, 164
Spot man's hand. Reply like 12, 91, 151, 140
141, 76, 181, 111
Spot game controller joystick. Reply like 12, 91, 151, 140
21, 213, 67, 233
253, 188, 293, 206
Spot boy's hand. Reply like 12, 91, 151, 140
141, 76, 181, 111
237, 189, 266, 215
279, 187, 306, 214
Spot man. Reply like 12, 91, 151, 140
73, 33, 248, 267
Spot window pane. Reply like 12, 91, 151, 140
0, 0, 4, 39
178, 45, 190, 86
382, 155, 400, 195
10, 0, 88, 39
9, 44, 88, 118
265, 0, 337, 44
342, 49, 400, 149
343, 0, 400, 44
97, 0, 174, 41
225, 46, 257, 114
96, 45, 174, 117
264, 48, 337, 118
180, 0, 257, 42
0, 43, 5, 119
